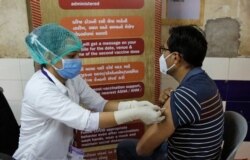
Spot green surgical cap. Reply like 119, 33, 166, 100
25, 23, 82, 65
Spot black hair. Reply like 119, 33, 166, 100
167, 25, 207, 67
41, 64, 47, 68
33, 61, 46, 71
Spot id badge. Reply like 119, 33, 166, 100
68, 145, 84, 160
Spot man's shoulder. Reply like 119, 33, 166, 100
180, 73, 218, 100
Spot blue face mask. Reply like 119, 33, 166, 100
53, 59, 82, 79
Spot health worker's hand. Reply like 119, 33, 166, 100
114, 105, 165, 125
118, 100, 155, 110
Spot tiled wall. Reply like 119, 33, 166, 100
0, 58, 34, 124
0, 57, 249, 158
206, 58, 250, 140
203, 58, 250, 141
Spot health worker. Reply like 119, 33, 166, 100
13, 24, 165, 160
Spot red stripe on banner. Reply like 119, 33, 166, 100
29, 0, 42, 29
31, 5, 40, 10
31, 10, 41, 16
31, 12, 41, 16
154, 0, 162, 105
33, 21, 41, 27
31, 8, 41, 14
30, 7, 41, 15
32, 17, 41, 22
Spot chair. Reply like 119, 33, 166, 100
0, 87, 20, 157
0, 152, 13, 160
220, 111, 248, 160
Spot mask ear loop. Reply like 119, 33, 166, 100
52, 58, 65, 70
167, 63, 176, 71
165, 53, 176, 73
164, 53, 172, 60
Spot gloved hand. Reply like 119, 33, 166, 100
118, 100, 155, 110
114, 105, 165, 125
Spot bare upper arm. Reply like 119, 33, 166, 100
103, 100, 119, 112
136, 98, 175, 156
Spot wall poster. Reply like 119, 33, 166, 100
26, 0, 162, 159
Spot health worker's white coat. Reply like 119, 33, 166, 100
13, 68, 107, 160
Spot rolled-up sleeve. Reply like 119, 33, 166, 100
26, 81, 98, 131
74, 76, 107, 112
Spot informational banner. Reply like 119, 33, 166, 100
27, 0, 162, 159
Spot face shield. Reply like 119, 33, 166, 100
25, 23, 82, 65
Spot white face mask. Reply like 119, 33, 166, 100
159, 54, 175, 74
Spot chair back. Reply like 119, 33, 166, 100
220, 111, 248, 160
0, 152, 14, 160
0, 88, 20, 156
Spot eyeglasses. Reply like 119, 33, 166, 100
159, 46, 170, 54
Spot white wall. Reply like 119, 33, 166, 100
0, 58, 34, 125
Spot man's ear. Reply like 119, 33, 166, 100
172, 52, 182, 63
